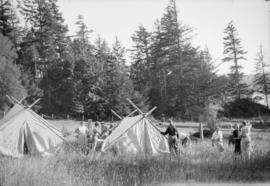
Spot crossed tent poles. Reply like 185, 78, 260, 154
6, 95, 40, 109
111, 98, 157, 120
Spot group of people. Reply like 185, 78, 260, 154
211, 121, 252, 159
76, 121, 114, 153
160, 119, 191, 154
76, 118, 253, 158
160, 119, 253, 159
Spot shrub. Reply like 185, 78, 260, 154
223, 98, 270, 118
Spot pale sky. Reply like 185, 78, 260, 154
58, 0, 270, 75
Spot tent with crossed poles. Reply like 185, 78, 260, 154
0, 96, 66, 158
0, 95, 27, 126
102, 99, 170, 155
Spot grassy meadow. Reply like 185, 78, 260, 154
0, 120, 270, 186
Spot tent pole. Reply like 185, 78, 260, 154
9, 95, 29, 107
10, 96, 20, 104
126, 109, 137, 117
111, 109, 122, 120
126, 98, 144, 114
145, 107, 157, 117
19, 96, 26, 104
28, 99, 40, 109
6, 95, 15, 104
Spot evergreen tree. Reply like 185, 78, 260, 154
0, 33, 26, 110
108, 38, 136, 115
150, 0, 197, 118
254, 45, 270, 108
75, 15, 92, 40
130, 0, 219, 119
0, 0, 18, 38
0, 0, 22, 59
74, 14, 94, 56
147, 20, 164, 115
0, 29, 17, 60
18, 0, 69, 68
71, 15, 97, 118
89, 37, 136, 119
195, 48, 216, 106
18, 0, 74, 115
223, 21, 248, 99
130, 25, 152, 94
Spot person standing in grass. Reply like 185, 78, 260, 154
78, 121, 89, 144
108, 124, 114, 135
92, 122, 104, 151
232, 124, 241, 154
161, 119, 179, 155
211, 126, 224, 152
241, 121, 252, 159
78, 121, 89, 154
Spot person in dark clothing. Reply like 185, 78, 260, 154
23, 141, 29, 154
161, 119, 179, 155
232, 124, 241, 154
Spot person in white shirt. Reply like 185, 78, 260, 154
211, 126, 224, 152
78, 121, 89, 149
241, 121, 252, 159
79, 121, 89, 134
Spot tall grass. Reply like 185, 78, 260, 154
0, 138, 270, 186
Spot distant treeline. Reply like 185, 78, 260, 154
0, 0, 269, 120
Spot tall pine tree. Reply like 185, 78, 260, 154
254, 45, 270, 108
0, 33, 26, 111
223, 21, 248, 100
18, 0, 74, 114
130, 25, 152, 95
130, 0, 220, 119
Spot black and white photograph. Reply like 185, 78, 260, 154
0, 0, 270, 185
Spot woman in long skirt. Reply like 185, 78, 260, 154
211, 127, 224, 152
241, 121, 252, 159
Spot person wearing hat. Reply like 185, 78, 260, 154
211, 126, 224, 152
161, 119, 179, 155
241, 121, 252, 159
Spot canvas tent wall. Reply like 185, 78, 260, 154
102, 114, 170, 155
0, 103, 25, 126
0, 107, 63, 158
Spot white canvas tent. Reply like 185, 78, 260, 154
102, 99, 170, 155
0, 95, 26, 126
110, 108, 138, 130
0, 102, 63, 158
0, 103, 24, 126
102, 114, 169, 155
